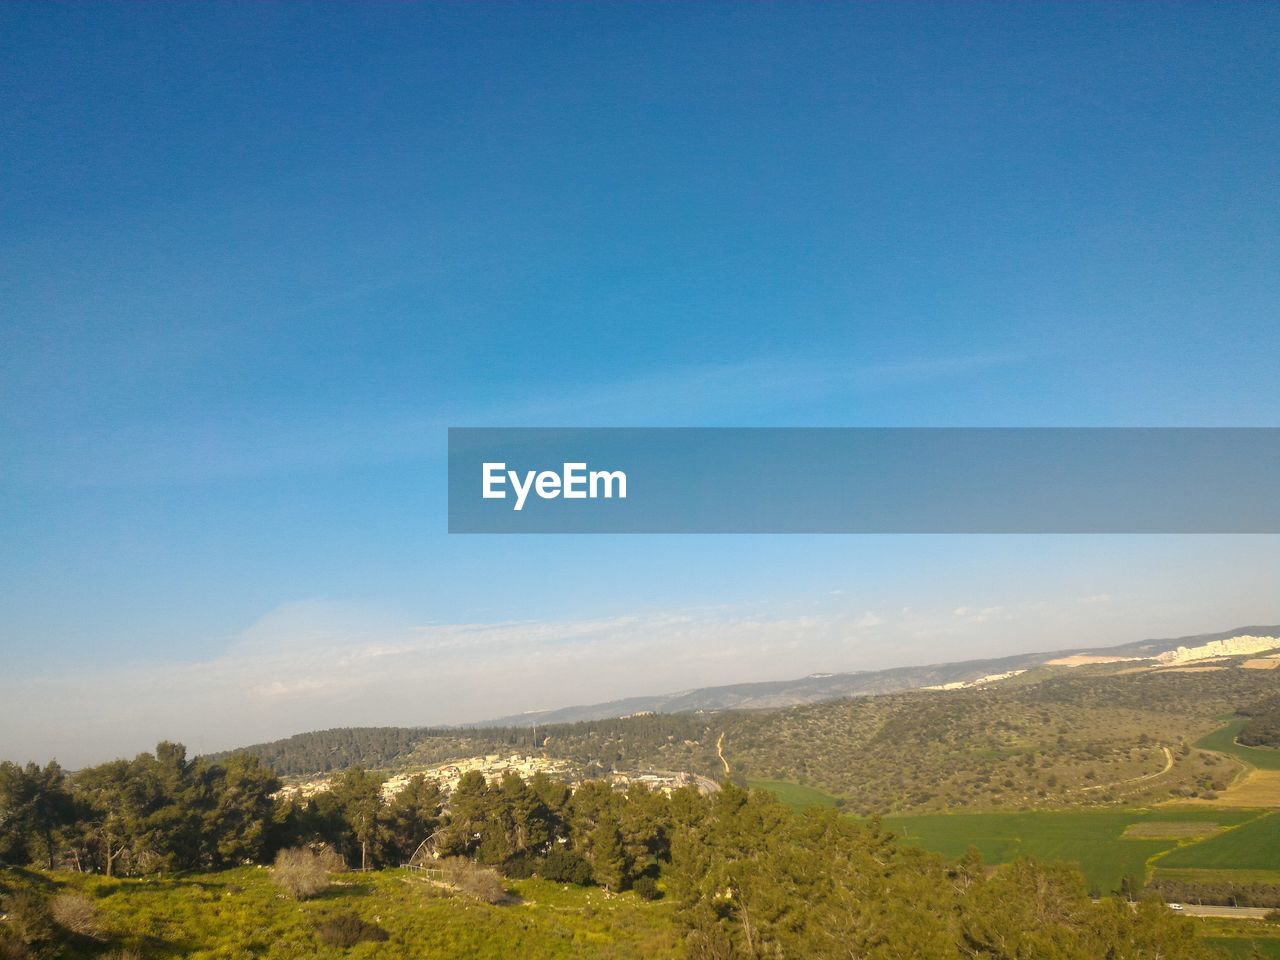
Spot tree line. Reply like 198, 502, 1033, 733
1238, 694, 1280, 748
0, 742, 1221, 958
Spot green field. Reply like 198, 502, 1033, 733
746, 779, 842, 810
1160, 812, 1280, 872
1197, 720, 1280, 771
884, 807, 1263, 895
1205, 937, 1280, 959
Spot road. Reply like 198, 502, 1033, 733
1174, 904, 1274, 919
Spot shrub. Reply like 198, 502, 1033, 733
440, 857, 507, 904
272, 847, 338, 900
502, 851, 538, 879
0, 891, 55, 945
50, 892, 103, 939
1266, 908, 1280, 923
540, 849, 593, 885
315, 912, 389, 947
632, 875, 661, 901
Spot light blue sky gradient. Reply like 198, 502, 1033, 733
2, 3, 1278, 763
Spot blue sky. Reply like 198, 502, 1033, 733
2, 4, 1278, 765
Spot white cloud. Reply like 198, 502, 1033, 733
952, 605, 1007, 623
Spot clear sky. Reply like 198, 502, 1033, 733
2, 3, 1278, 766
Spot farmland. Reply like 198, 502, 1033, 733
1160, 813, 1280, 873
883, 806, 1264, 895
745, 779, 842, 810
1197, 721, 1280, 771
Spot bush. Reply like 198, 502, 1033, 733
272, 847, 341, 900
1266, 908, 1280, 923
50, 892, 103, 939
502, 851, 538, 879
315, 912, 389, 947
540, 849, 593, 885
632, 875, 661, 901
0, 891, 55, 945
440, 857, 507, 904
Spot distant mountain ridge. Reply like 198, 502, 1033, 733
213, 624, 1280, 774
471, 625, 1280, 727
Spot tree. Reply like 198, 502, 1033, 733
0, 760, 75, 868
588, 813, 628, 892
330, 767, 383, 870
436, 771, 489, 858
380, 774, 443, 865
198, 753, 280, 867
72, 758, 139, 877
500, 772, 554, 855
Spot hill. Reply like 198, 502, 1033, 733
215, 626, 1279, 782
725, 667, 1280, 814
476, 625, 1280, 726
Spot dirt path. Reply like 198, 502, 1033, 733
1080, 746, 1173, 793
1145, 745, 1175, 782
716, 732, 731, 777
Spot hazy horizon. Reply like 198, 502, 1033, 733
5, 556, 1279, 767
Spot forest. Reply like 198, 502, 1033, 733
0, 742, 1223, 959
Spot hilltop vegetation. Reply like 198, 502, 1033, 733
0, 760, 1220, 960
1239, 696, 1280, 750
221, 713, 723, 781
725, 668, 1278, 814
207, 726, 430, 776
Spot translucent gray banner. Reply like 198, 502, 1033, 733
448, 428, 1280, 533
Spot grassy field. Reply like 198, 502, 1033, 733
1197, 721, 1280, 771
1196, 917, 1280, 959
5, 866, 679, 960
1204, 936, 1280, 959
884, 807, 1263, 894
5, 862, 1272, 959
746, 779, 842, 810
1159, 812, 1280, 872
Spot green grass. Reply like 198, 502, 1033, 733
15, 866, 680, 960
1160, 812, 1280, 872
884, 807, 1261, 895
1195, 918, 1280, 958
1197, 721, 1280, 771
747, 779, 842, 810
1204, 937, 1280, 959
